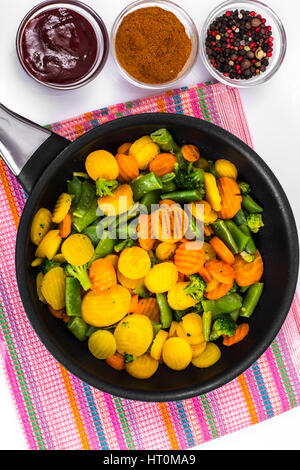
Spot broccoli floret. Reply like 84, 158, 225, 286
174, 162, 205, 193
41, 259, 61, 274
96, 178, 118, 197
64, 264, 91, 291
209, 314, 237, 341
246, 213, 264, 233
238, 181, 251, 194
184, 274, 206, 302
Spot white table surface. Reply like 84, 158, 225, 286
0, 0, 299, 451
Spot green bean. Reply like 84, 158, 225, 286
156, 293, 173, 329
160, 189, 203, 203
151, 321, 162, 339
242, 194, 263, 213
88, 230, 116, 266
140, 190, 161, 212
67, 176, 82, 207
67, 317, 88, 341
108, 202, 141, 234
202, 311, 212, 341
161, 180, 177, 193
224, 220, 250, 253
130, 172, 163, 201
240, 283, 264, 318
82, 224, 101, 246
229, 309, 240, 321
72, 181, 95, 218
72, 198, 99, 232
239, 224, 257, 255
233, 208, 247, 226
185, 215, 203, 241
65, 278, 82, 317
201, 294, 243, 319
132, 285, 150, 299
212, 220, 239, 254
150, 128, 186, 167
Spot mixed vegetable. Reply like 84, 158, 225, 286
30, 128, 264, 379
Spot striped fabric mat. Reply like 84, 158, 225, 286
0, 81, 299, 450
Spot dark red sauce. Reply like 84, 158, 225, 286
21, 8, 98, 85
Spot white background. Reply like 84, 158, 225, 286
0, 0, 299, 451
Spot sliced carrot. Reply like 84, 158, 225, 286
181, 144, 200, 162
209, 236, 235, 265
205, 277, 220, 293
204, 225, 214, 237
233, 250, 263, 287
115, 153, 139, 183
198, 266, 212, 283
217, 177, 242, 219
138, 214, 155, 251
204, 279, 234, 300
89, 259, 117, 294
205, 259, 234, 284
223, 323, 249, 346
106, 352, 125, 370
174, 241, 206, 275
159, 199, 176, 207
134, 297, 160, 322
128, 294, 139, 313
59, 213, 72, 239
149, 153, 177, 177
117, 142, 132, 155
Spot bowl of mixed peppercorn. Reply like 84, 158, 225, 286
200, 0, 286, 87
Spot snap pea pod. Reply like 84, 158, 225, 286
67, 175, 82, 207
88, 230, 116, 266
72, 181, 95, 218
72, 198, 99, 233
224, 220, 250, 253
185, 215, 203, 241
239, 224, 257, 255
239, 282, 264, 318
150, 128, 186, 168
233, 208, 247, 226
229, 309, 240, 321
242, 194, 263, 213
160, 189, 203, 203
65, 277, 82, 317
202, 311, 212, 341
140, 190, 161, 212
212, 220, 239, 254
82, 223, 101, 246
201, 294, 243, 320
161, 179, 177, 193
108, 202, 141, 234
156, 293, 173, 329
130, 173, 163, 201
67, 317, 88, 341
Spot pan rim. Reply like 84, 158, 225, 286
15, 112, 299, 402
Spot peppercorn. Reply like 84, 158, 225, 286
205, 9, 273, 80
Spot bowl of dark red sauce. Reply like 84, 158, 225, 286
16, 0, 109, 90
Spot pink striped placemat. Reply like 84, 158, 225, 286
0, 81, 299, 450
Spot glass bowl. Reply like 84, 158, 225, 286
111, 0, 199, 89
199, 0, 287, 87
16, 0, 109, 90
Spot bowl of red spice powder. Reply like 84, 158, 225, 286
111, 0, 199, 89
200, 0, 286, 87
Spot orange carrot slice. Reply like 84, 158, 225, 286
209, 236, 235, 265
205, 259, 234, 284
59, 213, 72, 239
174, 241, 206, 275
181, 145, 200, 162
217, 177, 242, 219
106, 352, 125, 370
233, 250, 263, 287
223, 323, 249, 346
115, 153, 139, 183
149, 153, 177, 177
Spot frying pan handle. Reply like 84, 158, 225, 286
0, 103, 70, 194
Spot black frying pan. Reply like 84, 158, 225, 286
0, 104, 298, 402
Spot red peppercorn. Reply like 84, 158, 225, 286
261, 18, 266, 24
250, 11, 256, 16
266, 51, 272, 57
224, 73, 229, 77
235, 64, 241, 70
251, 59, 256, 64
225, 11, 231, 16
237, 56, 243, 62
267, 26, 272, 31
237, 70, 242, 75
257, 14, 262, 19
211, 30, 218, 37
255, 27, 261, 32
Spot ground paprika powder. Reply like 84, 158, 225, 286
115, 6, 192, 84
